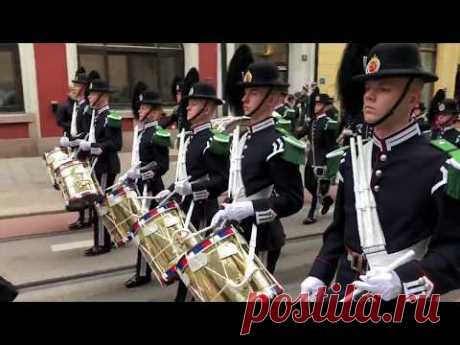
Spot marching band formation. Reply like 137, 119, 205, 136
42, 43, 460, 302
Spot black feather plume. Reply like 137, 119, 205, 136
224, 44, 254, 116
131, 81, 148, 119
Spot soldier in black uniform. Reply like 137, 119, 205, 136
156, 81, 229, 302
159, 69, 199, 132
434, 98, 460, 145
301, 43, 460, 301
211, 60, 304, 276
78, 79, 123, 256
124, 90, 171, 288
273, 87, 297, 133
302, 93, 339, 225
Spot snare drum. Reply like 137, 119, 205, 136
56, 159, 101, 211
325, 147, 345, 180
95, 184, 142, 248
169, 225, 284, 302
132, 200, 202, 286
43, 147, 70, 189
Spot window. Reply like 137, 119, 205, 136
77, 43, 184, 108
237, 43, 289, 83
0, 44, 24, 112
418, 43, 437, 107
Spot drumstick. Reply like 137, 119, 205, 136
141, 184, 148, 212
340, 250, 415, 303
184, 201, 195, 230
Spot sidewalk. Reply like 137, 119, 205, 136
0, 151, 177, 220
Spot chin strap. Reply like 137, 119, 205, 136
246, 87, 274, 117
370, 77, 415, 127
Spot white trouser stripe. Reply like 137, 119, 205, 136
98, 173, 107, 245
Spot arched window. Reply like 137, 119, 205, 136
77, 43, 184, 108
0, 44, 24, 112
237, 43, 289, 83
418, 43, 437, 107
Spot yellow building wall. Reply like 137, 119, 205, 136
317, 43, 460, 102
434, 43, 460, 97
317, 43, 346, 101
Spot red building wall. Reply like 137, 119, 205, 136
199, 43, 218, 88
34, 43, 69, 137
0, 124, 29, 139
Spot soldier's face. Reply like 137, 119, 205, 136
176, 92, 182, 104
187, 99, 207, 121
139, 104, 153, 122
242, 87, 276, 116
314, 103, 326, 115
435, 113, 455, 127
363, 78, 418, 125
88, 92, 108, 108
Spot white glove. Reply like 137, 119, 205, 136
352, 269, 402, 301
175, 180, 192, 197
59, 136, 70, 147
69, 139, 81, 148
300, 276, 327, 302
141, 170, 155, 181
91, 146, 103, 156
210, 209, 227, 229
79, 140, 91, 152
127, 167, 141, 180
210, 201, 254, 227
155, 189, 171, 200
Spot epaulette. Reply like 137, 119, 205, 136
274, 127, 306, 165
431, 138, 460, 200
207, 130, 231, 156
152, 126, 172, 148
324, 118, 339, 132
107, 111, 122, 128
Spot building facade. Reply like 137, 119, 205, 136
1, 43, 459, 158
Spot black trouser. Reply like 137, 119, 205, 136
93, 172, 116, 250
77, 207, 93, 223
304, 163, 331, 218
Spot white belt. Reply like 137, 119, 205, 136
365, 238, 430, 270
237, 184, 274, 202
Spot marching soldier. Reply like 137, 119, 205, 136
155, 81, 229, 301
78, 79, 123, 256
273, 87, 297, 133
160, 68, 199, 132
124, 90, 171, 288
211, 58, 304, 277
302, 93, 339, 225
433, 98, 460, 145
58, 68, 100, 230
300, 43, 460, 301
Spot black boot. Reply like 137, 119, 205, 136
125, 274, 151, 288
321, 196, 334, 215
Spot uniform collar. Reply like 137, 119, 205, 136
192, 122, 211, 135
78, 98, 86, 106
96, 105, 110, 115
315, 113, 327, 120
142, 120, 158, 131
373, 121, 421, 152
248, 117, 275, 134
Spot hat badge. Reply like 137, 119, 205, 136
439, 103, 446, 112
189, 87, 194, 96
139, 94, 143, 101
366, 55, 381, 75
89, 82, 93, 89
243, 70, 253, 83
315, 96, 320, 102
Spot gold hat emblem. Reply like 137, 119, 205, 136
366, 55, 381, 74
189, 87, 194, 96
243, 70, 253, 83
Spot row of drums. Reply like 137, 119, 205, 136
43, 146, 284, 302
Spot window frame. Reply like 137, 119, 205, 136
77, 43, 184, 109
0, 43, 25, 113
